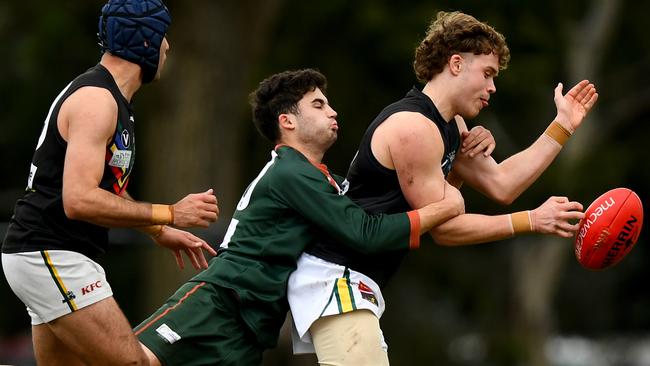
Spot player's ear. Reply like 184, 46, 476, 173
278, 114, 296, 131
449, 54, 463, 76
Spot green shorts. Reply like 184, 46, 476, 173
135, 281, 264, 366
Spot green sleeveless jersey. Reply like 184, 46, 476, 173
193, 145, 420, 347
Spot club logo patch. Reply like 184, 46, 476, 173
109, 150, 132, 169
156, 324, 181, 344
358, 281, 377, 306
62, 290, 76, 304
27, 163, 37, 191
340, 179, 350, 195
121, 130, 130, 148
441, 150, 457, 176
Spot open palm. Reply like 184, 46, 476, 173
553, 80, 599, 133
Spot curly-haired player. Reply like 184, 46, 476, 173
288, 11, 598, 365
134, 68, 474, 365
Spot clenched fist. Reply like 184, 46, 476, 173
172, 188, 220, 228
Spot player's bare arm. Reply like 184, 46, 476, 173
431, 197, 585, 245
120, 191, 217, 270
60, 87, 218, 228
415, 181, 466, 234
376, 112, 585, 245
451, 80, 598, 204
373, 112, 464, 228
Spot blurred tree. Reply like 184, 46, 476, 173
134, 0, 286, 309
511, 1, 623, 365
0, 1, 99, 217
1, 0, 649, 365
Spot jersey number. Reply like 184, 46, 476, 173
221, 151, 278, 248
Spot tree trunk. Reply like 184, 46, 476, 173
511, 1, 621, 364
137, 0, 284, 311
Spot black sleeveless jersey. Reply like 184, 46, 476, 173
306, 87, 460, 287
2, 64, 136, 259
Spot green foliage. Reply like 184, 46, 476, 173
0, 2, 99, 216
1, 0, 649, 364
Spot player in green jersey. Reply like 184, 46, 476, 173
134, 69, 494, 365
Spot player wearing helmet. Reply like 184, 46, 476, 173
1, 0, 219, 364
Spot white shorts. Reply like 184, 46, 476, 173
288, 253, 386, 354
2, 250, 113, 325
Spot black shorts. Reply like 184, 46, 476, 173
135, 281, 264, 366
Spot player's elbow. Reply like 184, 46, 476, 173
482, 182, 517, 205
62, 190, 90, 220
62, 198, 84, 220
429, 229, 455, 246
479, 172, 519, 205
492, 193, 516, 206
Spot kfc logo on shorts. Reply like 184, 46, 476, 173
81, 281, 103, 296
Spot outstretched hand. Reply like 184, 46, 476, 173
531, 196, 585, 238
460, 125, 496, 157
153, 226, 218, 270
553, 80, 599, 133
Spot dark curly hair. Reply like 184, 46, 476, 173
413, 11, 510, 83
249, 69, 327, 143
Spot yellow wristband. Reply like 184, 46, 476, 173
140, 225, 164, 237
152, 204, 174, 225
544, 121, 572, 146
511, 211, 532, 234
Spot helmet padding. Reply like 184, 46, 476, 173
98, 0, 171, 83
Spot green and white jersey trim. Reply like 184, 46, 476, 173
220, 150, 278, 249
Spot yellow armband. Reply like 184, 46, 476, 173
510, 211, 532, 234
152, 204, 174, 225
544, 121, 572, 146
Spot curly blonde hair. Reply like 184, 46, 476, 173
413, 11, 510, 83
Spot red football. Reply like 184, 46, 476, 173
574, 188, 644, 270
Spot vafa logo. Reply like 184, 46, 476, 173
121, 130, 130, 148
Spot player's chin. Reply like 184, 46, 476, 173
473, 104, 485, 116
461, 109, 480, 120
324, 134, 337, 148
459, 105, 482, 119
